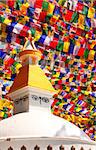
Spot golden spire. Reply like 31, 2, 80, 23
19, 30, 41, 65
9, 31, 56, 94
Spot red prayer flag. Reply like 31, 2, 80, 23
7, 0, 15, 9
39, 11, 47, 22
50, 38, 58, 49
64, 10, 73, 22
78, 47, 85, 56
76, 2, 84, 12
34, 0, 43, 8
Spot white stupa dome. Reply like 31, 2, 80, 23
0, 107, 92, 143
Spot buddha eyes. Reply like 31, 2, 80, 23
31, 95, 49, 104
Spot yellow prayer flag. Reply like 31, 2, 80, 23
3, 101, 10, 107
24, 16, 29, 22
90, 105, 94, 111
63, 42, 70, 52
88, 50, 95, 60
53, 72, 60, 78
59, 103, 66, 108
0, 111, 4, 117
9, 104, 13, 109
21, 3, 29, 15
4, 18, 11, 25
69, 59, 74, 65
60, 113, 64, 118
34, 31, 41, 41
65, 87, 70, 92
76, 107, 82, 112
75, 39, 80, 47
11, 49, 17, 55
90, 41, 96, 49
91, 98, 96, 105
71, 114, 75, 123
64, 114, 71, 121
88, 7, 95, 18
6, 86, 10, 91
5, 8, 11, 14
25, 2, 30, 8
1, 32, 7, 38
69, 77, 73, 82
0, 101, 4, 110
16, 64, 22, 71
58, 0, 64, 5
84, 91, 89, 96
93, 112, 96, 117
47, 2, 55, 15
78, 14, 85, 30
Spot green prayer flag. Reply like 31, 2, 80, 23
82, 6, 88, 15
45, 16, 50, 23
56, 40, 64, 51
71, 12, 79, 23
58, 0, 66, 6
30, 28, 36, 37
84, 25, 89, 32
58, 26, 62, 32
56, 101, 61, 106
84, 49, 89, 59
0, 16, 5, 23
42, 1, 49, 11
4, 113, 8, 119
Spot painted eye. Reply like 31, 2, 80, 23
31, 95, 38, 100
42, 97, 49, 103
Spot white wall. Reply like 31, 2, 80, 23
0, 138, 95, 150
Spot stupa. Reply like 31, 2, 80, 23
0, 37, 96, 150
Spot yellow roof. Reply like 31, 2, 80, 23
9, 64, 56, 93
28, 65, 56, 92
